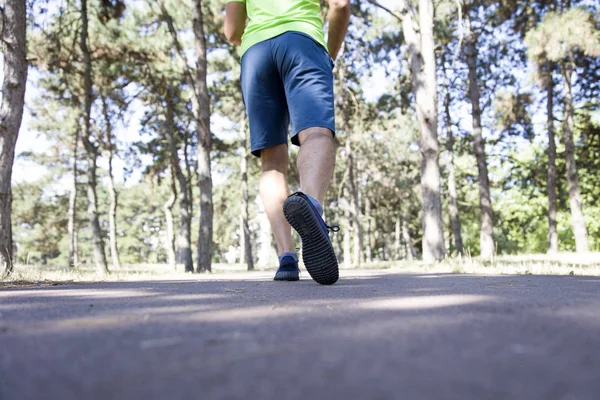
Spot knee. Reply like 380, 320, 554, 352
260, 145, 289, 173
297, 127, 334, 146
261, 160, 287, 175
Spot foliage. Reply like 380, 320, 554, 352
10, 0, 600, 268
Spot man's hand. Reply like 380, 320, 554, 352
224, 2, 247, 45
327, 0, 351, 61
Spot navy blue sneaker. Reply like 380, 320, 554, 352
274, 255, 300, 281
282, 192, 340, 285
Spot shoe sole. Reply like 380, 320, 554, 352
283, 196, 339, 285
274, 271, 300, 281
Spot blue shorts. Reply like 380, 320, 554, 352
240, 32, 336, 157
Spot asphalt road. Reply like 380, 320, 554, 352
1, 270, 600, 400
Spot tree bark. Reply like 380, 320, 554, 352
0, 0, 27, 276
384, 213, 392, 261
183, 130, 194, 226
67, 129, 79, 268
348, 150, 363, 266
365, 178, 372, 264
465, 15, 494, 259
177, 163, 194, 272
546, 68, 558, 254
101, 97, 121, 269
342, 193, 352, 266
441, 56, 464, 256
240, 113, 254, 271
158, 4, 195, 271
192, 0, 213, 273
80, 0, 108, 275
561, 60, 589, 252
239, 214, 245, 264
401, 0, 445, 262
164, 180, 177, 270
394, 216, 401, 260
402, 215, 418, 261
164, 88, 193, 272
183, 119, 194, 272
163, 88, 179, 270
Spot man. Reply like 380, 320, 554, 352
224, 0, 350, 285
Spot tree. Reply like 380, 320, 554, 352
192, 0, 213, 273
101, 95, 122, 269
79, 0, 109, 275
545, 65, 559, 254
67, 126, 79, 268
398, 0, 446, 262
239, 112, 254, 271
463, 9, 495, 259
525, 7, 600, 253
0, 0, 28, 276
157, 1, 197, 272
441, 52, 464, 256
338, 60, 365, 267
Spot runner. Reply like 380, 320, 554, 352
224, 0, 350, 284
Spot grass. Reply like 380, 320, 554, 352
2, 252, 600, 286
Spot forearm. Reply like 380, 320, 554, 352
224, 2, 247, 45
327, 1, 350, 60
224, 27, 244, 45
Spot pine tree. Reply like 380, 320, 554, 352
525, 7, 600, 253
0, 0, 28, 276
193, 0, 214, 273
398, 0, 446, 262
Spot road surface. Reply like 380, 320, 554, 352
1, 270, 600, 399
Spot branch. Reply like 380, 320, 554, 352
155, 1, 201, 105
0, 5, 6, 47
365, 0, 403, 22
451, 0, 464, 67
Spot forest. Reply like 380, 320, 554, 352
1, 0, 600, 276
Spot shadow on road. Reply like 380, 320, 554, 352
1, 272, 600, 399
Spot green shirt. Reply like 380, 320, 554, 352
228, 0, 327, 56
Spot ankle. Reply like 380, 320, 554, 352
304, 193, 323, 216
279, 252, 298, 263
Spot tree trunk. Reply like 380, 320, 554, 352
183, 120, 194, 271
546, 68, 559, 254
441, 56, 464, 256
365, 178, 372, 264
465, 15, 494, 259
239, 214, 246, 263
177, 166, 194, 272
240, 113, 254, 271
80, 0, 108, 275
163, 93, 179, 270
102, 97, 121, 269
561, 60, 589, 253
192, 0, 213, 273
384, 214, 392, 261
402, 215, 418, 261
0, 0, 27, 277
348, 150, 363, 266
158, 4, 195, 270
342, 194, 352, 266
164, 181, 177, 270
184, 134, 194, 215
394, 216, 401, 260
164, 88, 193, 272
402, 0, 445, 262
67, 129, 79, 268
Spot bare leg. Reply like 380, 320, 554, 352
260, 144, 294, 256
296, 127, 336, 204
